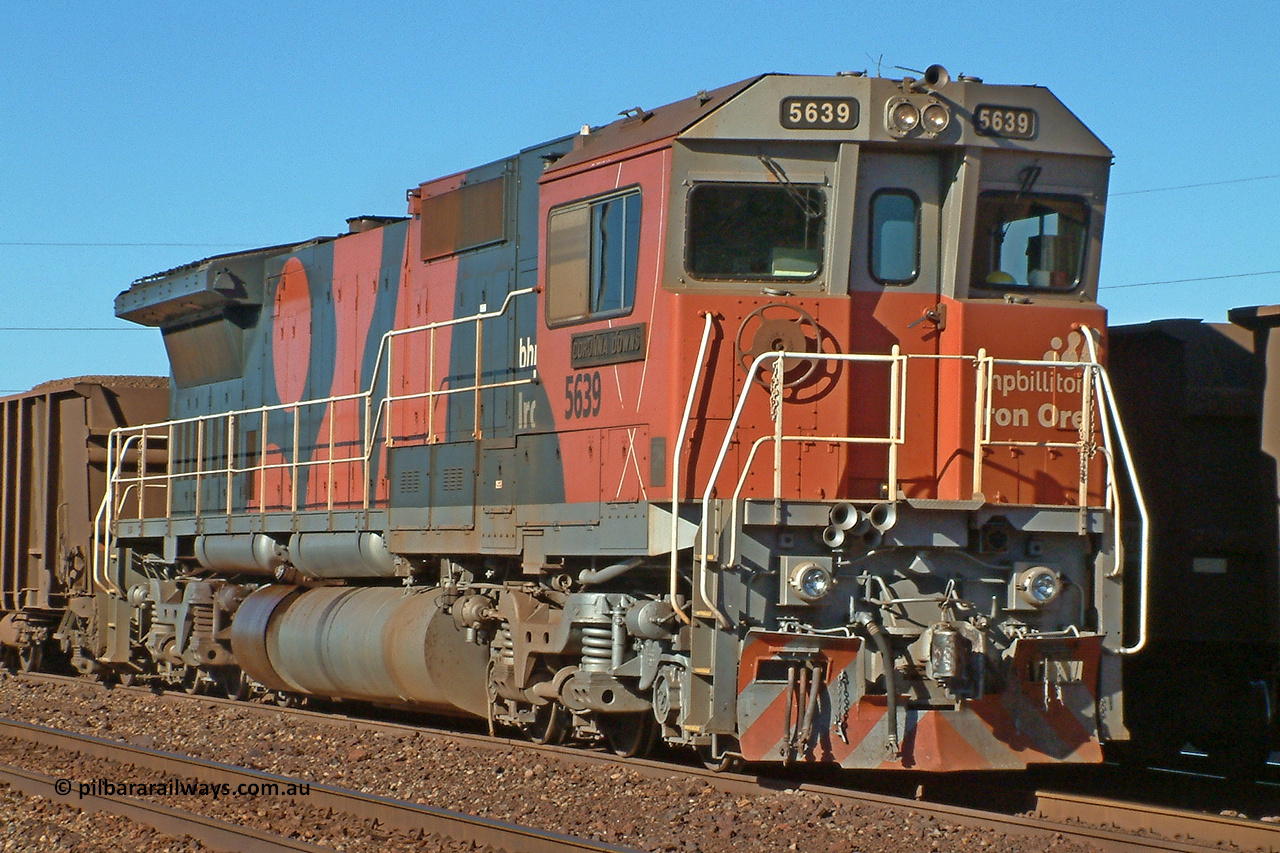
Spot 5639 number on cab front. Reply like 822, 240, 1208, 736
973, 104, 1037, 139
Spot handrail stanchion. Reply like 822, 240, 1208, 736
259, 412, 268, 514
388, 330, 397, 447
194, 418, 204, 518
1077, 361, 1093, 510
474, 312, 484, 440
138, 430, 148, 522
166, 424, 175, 523
327, 401, 336, 513
771, 353, 784, 519
226, 414, 236, 515
427, 327, 436, 444
291, 404, 300, 514
971, 348, 988, 498
887, 345, 901, 498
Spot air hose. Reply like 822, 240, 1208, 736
856, 611, 901, 758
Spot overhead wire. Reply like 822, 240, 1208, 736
0, 174, 1274, 301
1100, 270, 1280, 291
1109, 173, 1280, 197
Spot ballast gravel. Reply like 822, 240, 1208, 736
0, 670, 1102, 852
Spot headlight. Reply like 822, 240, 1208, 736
1016, 566, 1062, 607
789, 561, 834, 603
885, 98, 921, 136
921, 102, 950, 134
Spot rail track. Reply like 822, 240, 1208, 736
5, 671, 1279, 853
0, 756, 331, 853
0, 714, 643, 853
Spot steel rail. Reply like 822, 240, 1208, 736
0, 717, 643, 853
0, 760, 330, 853
1034, 789, 1280, 852
774, 776, 1265, 853
11, 674, 1277, 853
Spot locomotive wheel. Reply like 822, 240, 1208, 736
599, 712, 660, 758
275, 691, 303, 708
181, 666, 207, 695
17, 643, 43, 673
214, 668, 250, 701
734, 303, 825, 388
528, 703, 569, 745
119, 671, 138, 687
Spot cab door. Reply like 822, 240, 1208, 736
847, 151, 945, 499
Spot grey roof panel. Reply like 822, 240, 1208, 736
544, 77, 762, 174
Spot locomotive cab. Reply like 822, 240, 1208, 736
530, 69, 1132, 769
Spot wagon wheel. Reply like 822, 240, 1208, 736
17, 642, 43, 673
734, 303, 825, 387
598, 712, 660, 758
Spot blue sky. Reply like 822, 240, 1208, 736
1, 1, 1276, 392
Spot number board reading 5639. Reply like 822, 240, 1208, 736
780, 97, 859, 130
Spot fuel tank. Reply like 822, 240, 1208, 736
229, 585, 488, 717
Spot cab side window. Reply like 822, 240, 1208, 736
546, 189, 641, 326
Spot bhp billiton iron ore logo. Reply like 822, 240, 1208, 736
990, 332, 1090, 431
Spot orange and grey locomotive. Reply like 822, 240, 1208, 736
9, 68, 1160, 771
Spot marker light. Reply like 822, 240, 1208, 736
789, 561, 834, 603
1016, 566, 1063, 607
921, 102, 951, 134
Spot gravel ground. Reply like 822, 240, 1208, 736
0, 734, 497, 852
0, 784, 207, 852
0, 670, 1102, 852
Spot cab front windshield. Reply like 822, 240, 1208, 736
971, 193, 1088, 291
686, 183, 826, 281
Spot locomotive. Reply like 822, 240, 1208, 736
3, 67, 1159, 771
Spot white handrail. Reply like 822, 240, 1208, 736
364, 286, 538, 451
91, 431, 143, 597
103, 291, 537, 521
94, 289, 539, 584
1080, 327, 1150, 656
692, 345, 1138, 635
695, 349, 903, 628
670, 312, 715, 625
